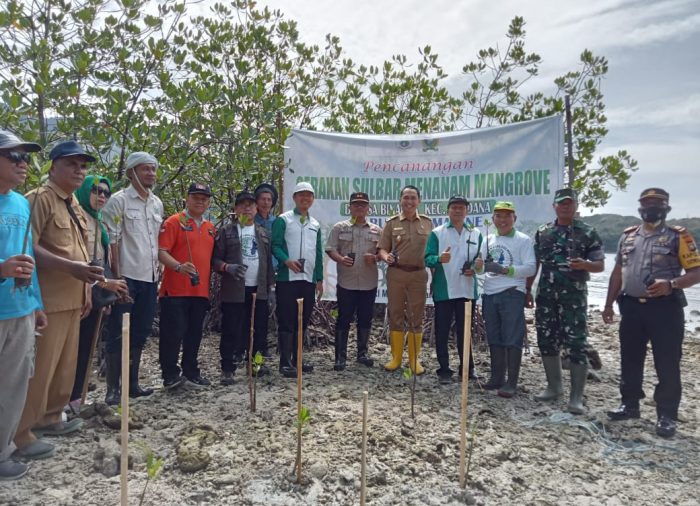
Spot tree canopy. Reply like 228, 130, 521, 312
0, 0, 637, 213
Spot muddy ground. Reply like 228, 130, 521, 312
2, 308, 699, 506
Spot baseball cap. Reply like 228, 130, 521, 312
639, 188, 669, 202
49, 140, 96, 162
0, 130, 41, 152
235, 191, 256, 205
350, 192, 369, 203
293, 181, 314, 195
254, 183, 278, 207
447, 195, 469, 207
187, 182, 212, 196
553, 188, 577, 203
493, 201, 516, 212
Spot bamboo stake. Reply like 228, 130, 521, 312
248, 293, 257, 412
360, 391, 368, 506
120, 313, 130, 506
80, 307, 106, 405
458, 301, 473, 489
296, 297, 304, 484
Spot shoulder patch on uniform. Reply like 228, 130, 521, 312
623, 225, 639, 234
670, 225, 687, 233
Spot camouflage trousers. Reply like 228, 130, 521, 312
535, 278, 589, 364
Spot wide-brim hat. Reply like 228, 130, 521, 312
0, 130, 42, 152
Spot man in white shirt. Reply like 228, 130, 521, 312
477, 201, 536, 397
102, 152, 163, 404
424, 195, 482, 383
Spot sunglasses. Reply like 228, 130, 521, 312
0, 151, 32, 164
90, 185, 111, 198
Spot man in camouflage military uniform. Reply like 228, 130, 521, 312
602, 188, 700, 438
533, 188, 604, 414
378, 185, 433, 375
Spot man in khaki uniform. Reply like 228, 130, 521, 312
15, 141, 104, 459
326, 191, 382, 370
378, 185, 433, 374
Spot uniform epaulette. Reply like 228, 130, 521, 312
623, 225, 639, 234
670, 225, 687, 233
418, 214, 432, 220
386, 215, 400, 222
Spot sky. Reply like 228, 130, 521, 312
254, 0, 700, 217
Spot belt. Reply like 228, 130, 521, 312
389, 264, 423, 272
622, 294, 672, 304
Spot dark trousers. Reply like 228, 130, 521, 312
158, 296, 209, 380
434, 298, 476, 376
70, 308, 102, 402
276, 280, 315, 352
220, 287, 269, 372
482, 288, 526, 348
104, 278, 158, 353
336, 285, 376, 331
618, 295, 685, 419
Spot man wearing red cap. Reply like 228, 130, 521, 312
603, 188, 700, 438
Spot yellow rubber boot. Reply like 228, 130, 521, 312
384, 331, 404, 371
407, 332, 425, 376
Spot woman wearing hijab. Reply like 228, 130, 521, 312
70, 175, 128, 409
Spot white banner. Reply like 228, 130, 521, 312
283, 115, 564, 302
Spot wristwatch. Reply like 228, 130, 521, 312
670, 279, 678, 290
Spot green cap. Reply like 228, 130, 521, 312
493, 201, 515, 212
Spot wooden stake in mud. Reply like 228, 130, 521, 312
120, 313, 131, 506
458, 301, 473, 489
360, 390, 369, 506
248, 293, 257, 412
296, 297, 304, 484
80, 307, 106, 405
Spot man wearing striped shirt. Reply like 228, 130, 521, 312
425, 195, 482, 384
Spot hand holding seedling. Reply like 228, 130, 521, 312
286, 259, 304, 273
1, 254, 35, 279
71, 261, 105, 283
177, 261, 197, 276
568, 257, 589, 271
225, 263, 247, 280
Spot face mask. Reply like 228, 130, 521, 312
639, 206, 667, 223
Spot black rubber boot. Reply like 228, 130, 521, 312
484, 346, 506, 390
292, 330, 314, 373
129, 347, 154, 398
278, 332, 297, 378
498, 347, 522, 398
104, 352, 121, 406
356, 328, 374, 367
334, 328, 349, 371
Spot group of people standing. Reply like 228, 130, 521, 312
1, 128, 699, 482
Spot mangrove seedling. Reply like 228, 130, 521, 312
134, 442, 164, 506
295, 405, 311, 483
